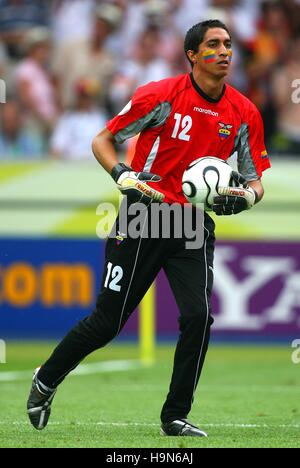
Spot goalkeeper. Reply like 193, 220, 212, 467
27, 19, 270, 437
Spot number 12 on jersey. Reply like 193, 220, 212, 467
171, 113, 192, 141
104, 262, 123, 292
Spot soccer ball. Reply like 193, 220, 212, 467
182, 156, 235, 211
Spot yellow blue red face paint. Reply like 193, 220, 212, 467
202, 49, 217, 63
202, 48, 233, 64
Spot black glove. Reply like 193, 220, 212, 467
212, 171, 258, 216
111, 163, 164, 204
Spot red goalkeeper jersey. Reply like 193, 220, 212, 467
107, 73, 271, 204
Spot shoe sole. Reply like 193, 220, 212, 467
160, 426, 208, 437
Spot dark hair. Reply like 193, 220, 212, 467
184, 20, 231, 67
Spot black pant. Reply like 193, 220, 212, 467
38, 203, 215, 423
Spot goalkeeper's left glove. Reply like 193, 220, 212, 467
212, 171, 258, 216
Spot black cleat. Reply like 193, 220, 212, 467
27, 368, 57, 430
160, 419, 207, 437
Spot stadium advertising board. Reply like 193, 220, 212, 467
0, 239, 103, 338
0, 239, 299, 339
156, 241, 300, 340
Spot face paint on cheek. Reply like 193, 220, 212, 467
202, 49, 217, 64
227, 49, 233, 62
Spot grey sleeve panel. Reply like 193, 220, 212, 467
235, 123, 259, 181
114, 101, 172, 144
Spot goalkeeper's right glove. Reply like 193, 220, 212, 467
111, 163, 165, 204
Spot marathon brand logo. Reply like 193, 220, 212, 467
193, 107, 219, 117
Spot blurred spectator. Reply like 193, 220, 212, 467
204, 0, 258, 43
50, 77, 107, 160
14, 27, 58, 134
0, 0, 50, 59
0, 99, 45, 159
280, 0, 300, 37
110, 26, 172, 112
252, 1, 291, 73
51, 0, 96, 47
0, 39, 16, 98
0, 40, 7, 77
271, 34, 300, 155
105, 0, 161, 59
142, 1, 188, 75
106, 0, 182, 62
52, 2, 122, 109
172, 0, 209, 35
246, 1, 293, 144
0, 0, 299, 160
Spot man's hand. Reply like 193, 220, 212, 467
212, 171, 258, 216
111, 163, 164, 204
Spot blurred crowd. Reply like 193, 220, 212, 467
0, 0, 300, 160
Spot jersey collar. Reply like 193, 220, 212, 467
189, 73, 226, 103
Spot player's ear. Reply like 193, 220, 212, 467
186, 50, 197, 64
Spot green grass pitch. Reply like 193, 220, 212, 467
1, 342, 300, 448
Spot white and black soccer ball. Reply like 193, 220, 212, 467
182, 156, 236, 211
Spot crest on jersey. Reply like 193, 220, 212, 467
218, 122, 233, 140
116, 231, 126, 245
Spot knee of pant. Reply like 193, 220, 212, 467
85, 312, 119, 346
179, 309, 213, 331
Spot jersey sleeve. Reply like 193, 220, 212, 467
236, 104, 271, 180
106, 82, 171, 144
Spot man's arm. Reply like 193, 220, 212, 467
92, 127, 164, 204
248, 178, 264, 203
92, 127, 119, 175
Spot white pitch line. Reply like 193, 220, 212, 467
0, 421, 300, 429
95, 422, 300, 429
0, 359, 142, 382
0, 370, 31, 382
